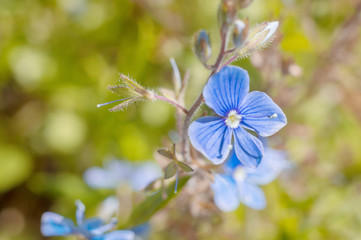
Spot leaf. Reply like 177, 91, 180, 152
108, 98, 139, 112
176, 161, 193, 173
119, 73, 148, 96
157, 148, 174, 160
164, 162, 177, 179
107, 85, 130, 96
123, 176, 190, 227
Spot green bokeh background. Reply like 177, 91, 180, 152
1, 0, 361, 239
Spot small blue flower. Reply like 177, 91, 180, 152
131, 222, 151, 240
212, 144, 289, 211
83, 159, 162, 191
189, 66, 287, 167
97, 196, 151, 240
41, 200, 135, 240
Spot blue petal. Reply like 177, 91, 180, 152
203, 66, 249, 117
130, 162, 162, 191
75, 200, 86, 225
89, 218, 118, 236
223, 150, 244, 174
83, 160, 133, 189
132, 223, 151, 239
189, 116, 232, 164
211, 174, 240, 212
100, 230, 135, 240
246, 147, 289, 185
83, 218, 105, 232
41, 212, 75, 236
104, 160, 133, 181
240, 91, 287, 137
83, 167, 119, 189
237, 181, 266, 210
259, 136, 269, 148
233, 127, 264, 168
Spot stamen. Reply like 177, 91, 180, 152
225, 110, 242, 128
174, 165, 179, 194
233, 167, 247, 182
75, 200, 86, 226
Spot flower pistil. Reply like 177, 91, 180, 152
225, 110, 242, 128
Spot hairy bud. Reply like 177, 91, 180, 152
218, 0, 237, 34
194, 30, 212, 64
232, 20, 247, 48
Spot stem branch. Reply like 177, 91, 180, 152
181, 30, 230, 159
154, 94, 189, 114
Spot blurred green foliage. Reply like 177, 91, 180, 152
1, 0, 361, 239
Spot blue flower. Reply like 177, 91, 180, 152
131, 222, 151, 240
97, 196, 151, 240
41, 200, 135, 240
83, 159, 162, 191
211, 144, 289, 211
188, 66, 287, 167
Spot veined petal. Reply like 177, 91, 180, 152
100, 230, 135, 240
203, 66, 249, 117
211, 174, 240, 212
246, 148, 289, 185
240, 91, 287, 137
237, 181, 266, 210
233, 127, 264, 168
189, 117, 232, 164
41, 212, 75, 236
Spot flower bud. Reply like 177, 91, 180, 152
232, 20, 246, 48
218, 0, 237, 34
194, 30, 212, 64
237, 21, 279, 59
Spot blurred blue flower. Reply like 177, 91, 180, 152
212, 144, 289, 211
83, 159, 162, 191
98, 196, 151, 240
41, 200, 135, 240
188, 66, 287, 167
131, 222, 151, 240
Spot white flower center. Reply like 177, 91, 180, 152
225, 110, 242, 128
233, 166, 247, 182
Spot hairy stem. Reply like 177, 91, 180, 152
154, 94, 189, 114
181, 30, 230, 159
222, 53, 239, 68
